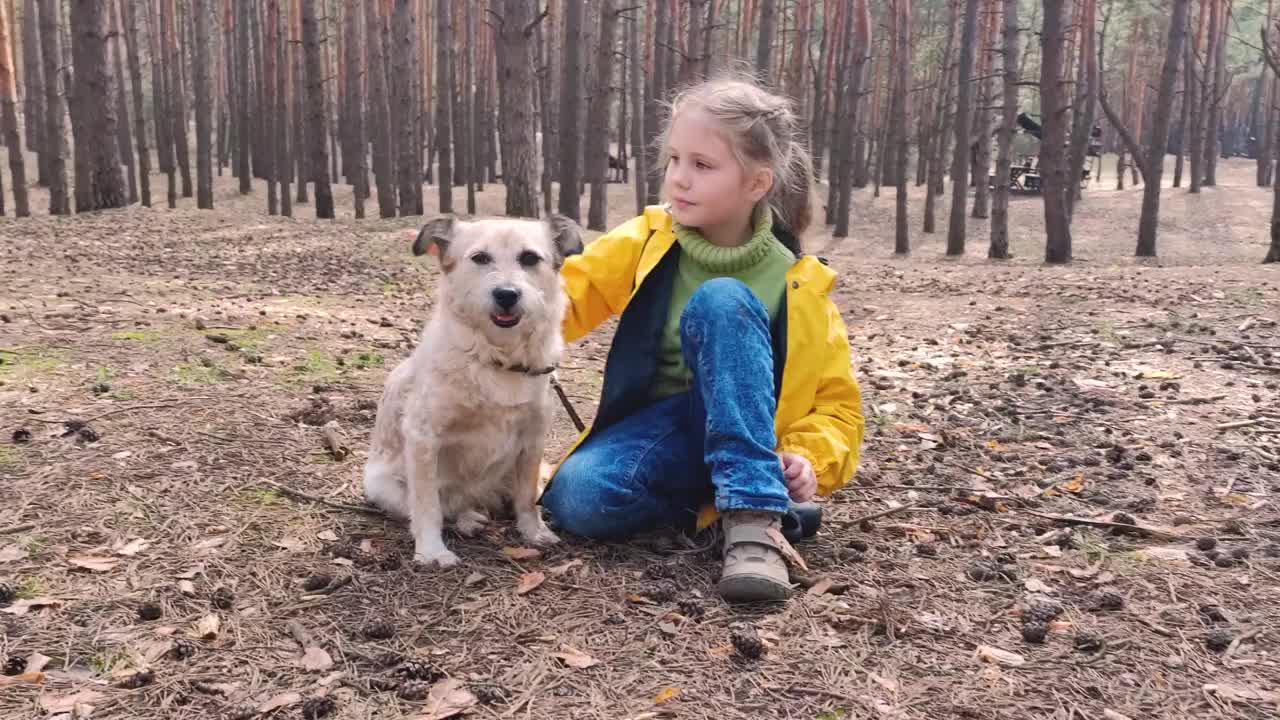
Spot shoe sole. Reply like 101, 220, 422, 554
717, 573, 792, 603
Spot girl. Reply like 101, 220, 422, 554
542, 75, 864, 603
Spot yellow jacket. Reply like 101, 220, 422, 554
557, 206, 864, 527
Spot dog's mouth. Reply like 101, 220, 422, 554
491, 312, 521, 328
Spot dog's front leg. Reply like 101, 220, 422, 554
514, 444, 560, 546
406, 443, 460, 568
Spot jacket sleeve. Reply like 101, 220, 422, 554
777, 300, 865, 496
560, 214, 650, 343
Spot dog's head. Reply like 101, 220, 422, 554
413, 214, 583, 343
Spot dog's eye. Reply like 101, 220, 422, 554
518, 251, 542, 267
470, 252, 493, 266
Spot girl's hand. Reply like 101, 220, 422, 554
778, 452, 817, 503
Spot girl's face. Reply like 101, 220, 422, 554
662, 110, 772, 242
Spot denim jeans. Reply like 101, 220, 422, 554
542, 278, 791, 539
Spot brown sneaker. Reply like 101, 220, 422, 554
716, 510, 793, 603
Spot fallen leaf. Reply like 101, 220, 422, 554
0, 671, 46, 686
139, 641, 175, 665
806, 577, 835, 596
113, 538, 151, 556
765, 528, 809, 572
299, 646, 334, 672
0, 543, 28, 563
548, 559, 584, 576
1, 597, 63, 616
654, 687, 681, 705
550, 646, 599, 669
273, 536, 306, 552
414, 678, 479, 720
502, 547, 543, 561
463, 572, 485, 587
1068, 564, 1102, 580
626, 593, 656, 605
1061, 474, 1086, 493
893, 422, 932, 434
515, 571, 546, 595
1138, 370, 1180, 380
68, 555, 120, 572
192, 614, 221, 640
1135, 547, 1190, 563
1202, 683, 1279, 705
177, 579, 197, 595
975, 645, 1025, 667
25, 653, 51, 673
316, 530, 339, 542
1039, 545, 1064, 558
257, 691, 304, 713
40, 689, 104, 713
1024, 578, 1055, 594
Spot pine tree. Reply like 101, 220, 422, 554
0, 0, 28, 216
37, 0, 67, 214
301, 0, 333, 218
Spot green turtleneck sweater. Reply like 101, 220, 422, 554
652, 206, 796, 400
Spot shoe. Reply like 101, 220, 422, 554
716, 510, 792, 603
781, 501, 822, 544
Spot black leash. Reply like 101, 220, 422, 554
550, 375, 586, 432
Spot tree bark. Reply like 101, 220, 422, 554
435, 0, 453, 213
121, 0, 149, 207
365, 0, 392, 217
1133, 0, 1190, 257
22, 0, 45, 184
37, 0, 66, 214
1203, 0, 1224, 187
893, 0, 911, 255
263, 0, 279, 214
1041, 0, 1072, 264
69, 0, 127, 212
494, 0, 541, 217
0, 0, 27, 215
682, 0, 706, 84
342, 0, 364, 218
1188, 0, 1206, 192
164, 0, 192, 198
989, 0, 1018, 259
1174, 20, 1189, 189
644, 0, 666, 205
391, 0, 419, 216
630, 4, 645, 213
924, 0, 957, 235
971, 0, 997, 219
190, 0, 213, 208
833, 0, 870, 238
585, 0, 618, 231
276, 0, 291, 216
946, 0, 980, 255
557, 0, 583, 221
301, 0, 333, 218
461, 0, 476, 214
109, 2, 136, 205
235, 0, 251, 193
755, 0, 776, 84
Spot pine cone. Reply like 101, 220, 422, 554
396, 660, 443, 683
137, 602, 163, 621
362, 622, 396, 640
643, 580, 677, 604
0, 583, 15, 607
1074, 633, 1104, 653
211, 587, 235, 610
398, 681, 432, 701
302, 575, 333, 592
169, 638, 198, 661
117, 670, 155, 689
3, 656, 27, 676
367, 676, 400, 692
1025, 600, 1064, 625
1021, 620, 1048, 644
643, 564, 676, 580
1088, 591, 1125, 612
1205, 631, 1233, 654
677, 598, 705, 621
301, 696, 336, 720
473, 685, 510, 705
730, 629, 766, 660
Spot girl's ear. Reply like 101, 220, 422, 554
747, 166, 774, 203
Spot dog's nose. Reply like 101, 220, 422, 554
492, 287, 520, 310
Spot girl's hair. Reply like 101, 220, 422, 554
656, 72, 815, 253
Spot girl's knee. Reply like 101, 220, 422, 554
541, 457, 638, 540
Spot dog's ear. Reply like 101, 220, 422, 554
546, 213, 584, 265
413, 215, 457, 259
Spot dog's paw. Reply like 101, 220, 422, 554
413, 548, 461, 568
521, 525, 562, 547
454, 510, 489, 537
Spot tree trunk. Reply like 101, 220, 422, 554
22, 0, 45, 184
833, 0, 870, 238
294, 0, 308, 205
434, 0, 453, 213
585, 0, 617, 231
120, 0, 149, 207
163, 0, 191, 198
365, 1, 392, 217
557, 0, 583, 221
537, 0, 558, 212
946, 0, 980, 255
971, 0, 997, 219
989, 0, 1018, 259
343, 0, 364, 218
109, 2, 136, 205
264, 0, 279, 214
301, 0, 333, 217
392, 0, 419, 216
893, 0, 911, 255
1134, 0, 1190, 257
37, 0, 67, 214
189, 0, 213, 208
644, 0, 665, 205
494, 0, 540, 217
682, 0, 705, 84
0, 0, 27, 215
785, 0, 810, 101
462, 0, 476, 215
924, 0, 957, 234
235, 0, 251, 193
755, 0, 776, 84
1065, 0, 1096, 220
1174, 24, 1189, 188
630, 4, 645, 213
1041, 0, 1072, 264
69, 0, 127, 211
276, 0, 291, 216
1203, 0, 1224, 187
1187, 0, 1206, 192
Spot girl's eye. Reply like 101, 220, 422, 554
518, 251, 541, 267
471, 252, 493, 265
696, 161, 711, 170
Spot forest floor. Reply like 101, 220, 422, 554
2, 158, 1279, 720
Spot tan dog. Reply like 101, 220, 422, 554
363, 214, 583, 567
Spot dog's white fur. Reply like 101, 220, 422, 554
363, 214, 581, 567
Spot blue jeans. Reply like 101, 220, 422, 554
543, 278, 791, 539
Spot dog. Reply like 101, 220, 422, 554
363, 213, 583, 567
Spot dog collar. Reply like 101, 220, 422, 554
493, 360, 556, 376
